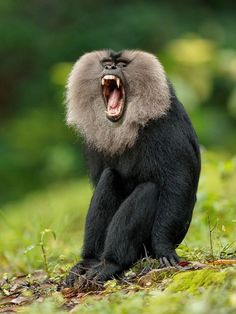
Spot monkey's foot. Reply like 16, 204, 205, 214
63, 258, 99, 288
86, 261, 122, 282
157, 250, 180, 268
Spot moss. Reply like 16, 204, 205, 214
166, 268, 230, 294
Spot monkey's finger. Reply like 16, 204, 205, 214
86, 269, 99, 280
162, 257, 172, 267
64, 275, 75, 288
94, 273, 108, 283
159, 257, 165, 268
169, 256, 178, 266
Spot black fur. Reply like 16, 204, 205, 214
65, 86, 201, 286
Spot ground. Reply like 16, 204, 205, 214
0, 150, 236, 313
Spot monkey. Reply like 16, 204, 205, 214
64, 50, 201, 286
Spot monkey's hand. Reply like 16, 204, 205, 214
156, 248, 180, 268
86, 261, 121, 282
63, 258, 99, 287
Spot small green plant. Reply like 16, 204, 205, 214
40, 229, 56, 277
24, 229, 56, 277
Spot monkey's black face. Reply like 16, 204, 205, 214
101, 54, 128, 122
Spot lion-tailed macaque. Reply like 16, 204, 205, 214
64, 50, 201, 286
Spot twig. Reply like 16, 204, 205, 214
208, 216, 217, 261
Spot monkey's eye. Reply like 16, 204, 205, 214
117, 61, 127, 68
102, 60, 113, 67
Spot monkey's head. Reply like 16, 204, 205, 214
66, 50, 171, 155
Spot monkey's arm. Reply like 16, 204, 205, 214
151, 140, 199, 267
147, 99, 200, 266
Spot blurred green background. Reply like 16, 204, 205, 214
1, 0, 236, 206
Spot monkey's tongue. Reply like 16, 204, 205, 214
108, 88, 121, 109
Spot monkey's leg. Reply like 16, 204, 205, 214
151, 190, 195, 267
86, 182, 158, 282
64, 168, 124, 287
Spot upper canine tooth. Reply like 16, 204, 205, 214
101, 78, 105, 85
116, 78, 120, 88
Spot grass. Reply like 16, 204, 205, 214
0, 149, 236, 313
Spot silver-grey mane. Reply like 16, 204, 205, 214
66, 50, 171, 155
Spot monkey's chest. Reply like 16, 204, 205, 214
104, 148, 159, 189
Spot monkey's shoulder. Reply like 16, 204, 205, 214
140, 98, 198, 149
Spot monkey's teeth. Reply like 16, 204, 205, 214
105, 108, 121, 116
116, 78, 120, 88
103, 75, 116, 80
102, 75, 121, 89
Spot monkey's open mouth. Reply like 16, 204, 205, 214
101, 75, 125, 121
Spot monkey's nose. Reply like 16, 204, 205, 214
105, 64, 117, 70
